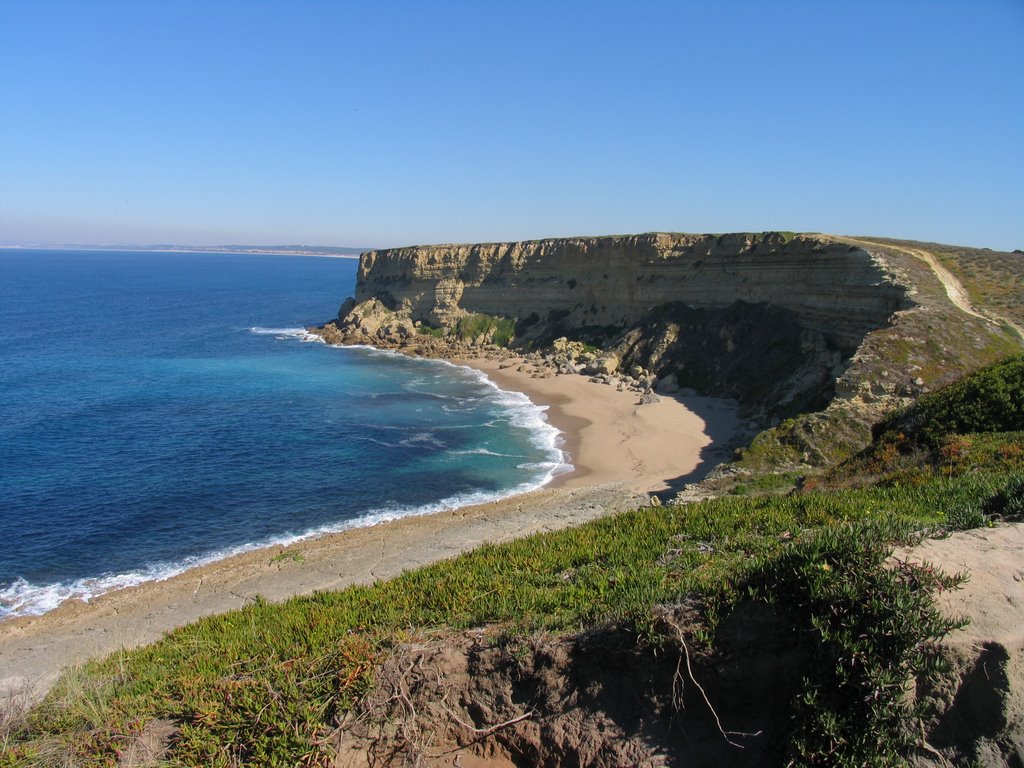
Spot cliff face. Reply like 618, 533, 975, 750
325, 232, 911, 421
353, 232, 907, 350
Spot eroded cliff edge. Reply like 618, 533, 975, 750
312, 231, 1019, 479
352, 232, 900, 342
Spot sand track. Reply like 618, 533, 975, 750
838, 235, 1024, 339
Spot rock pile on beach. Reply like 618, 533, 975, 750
310, 302, 670, 403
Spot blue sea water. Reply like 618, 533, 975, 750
0, 249, 567, 619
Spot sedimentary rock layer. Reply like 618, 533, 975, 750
353, 232, 909, 349
321, 232, 914, 420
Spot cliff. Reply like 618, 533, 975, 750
313, 231, 1020, 473
318, 232, 910, 420
350, 232, 905, 349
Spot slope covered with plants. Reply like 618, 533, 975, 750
3, 356, 1023, 766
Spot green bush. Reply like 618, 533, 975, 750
453, 313, 515, 346
741, 519, 966, 767
875, 354, 1024, 449
417, 324, 446, 338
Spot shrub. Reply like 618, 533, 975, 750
875, 354, 1024, 449
417, 324, 446, 338
741, 520, 966, 766
453, 314, 515, 347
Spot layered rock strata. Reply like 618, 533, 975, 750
351, 233, 906, 347
314, 232, 912, 423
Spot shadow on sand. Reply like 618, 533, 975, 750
651, 391, 748, 498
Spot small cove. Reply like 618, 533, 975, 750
0, 250, 566, 619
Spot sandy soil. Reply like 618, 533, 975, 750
0, 356, 740, 701
462, 356, 741, 494
896, 522, 1024, 651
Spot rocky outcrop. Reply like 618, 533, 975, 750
317, 298, 418, 346
315, 232, 911, 423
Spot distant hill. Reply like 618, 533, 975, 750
209, 244, 369, 256
0, 243, 370, 256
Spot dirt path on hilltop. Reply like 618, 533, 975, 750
836, 235, 1024, 340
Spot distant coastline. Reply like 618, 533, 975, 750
0, 243, 367, 258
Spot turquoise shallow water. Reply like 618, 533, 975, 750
0, 249, 567, 619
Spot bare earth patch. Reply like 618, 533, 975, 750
897, 523, 1024, 767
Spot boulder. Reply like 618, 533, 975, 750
338, 297, 356, 320
587, 353, 620, 376
656, 373, 680, 394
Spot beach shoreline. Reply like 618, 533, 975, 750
0, 352, 739, 701
457, 355, 740, 493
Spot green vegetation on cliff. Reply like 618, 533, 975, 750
812, 355, 1024, 496
453, 313, 515, 347
415, 314, 516, 347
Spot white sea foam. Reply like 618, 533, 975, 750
0, 465, 567, 621
0, 540, 270, 620
248, 326, 322, 342
0, 341, 573, 622
408, 356, 570, 485
450, 448, 523, 458
324, 344, 567, 476
406, 432, 447, 448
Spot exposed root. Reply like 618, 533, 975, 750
656, 605, 761, 750
438, 707, 534, 738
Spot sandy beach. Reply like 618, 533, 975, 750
465, 356, 740, 494
0, 355, 739, 700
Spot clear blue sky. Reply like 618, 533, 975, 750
2, 1, 1022, 250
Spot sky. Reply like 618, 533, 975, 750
1, 1, 1022, 251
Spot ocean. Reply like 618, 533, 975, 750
0, 249, 568, 620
